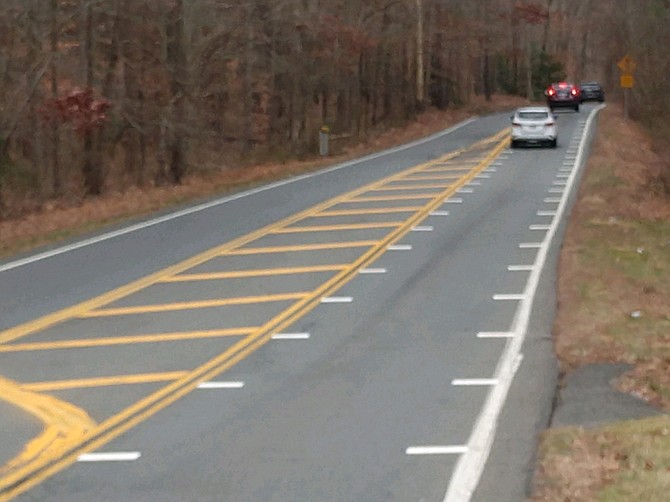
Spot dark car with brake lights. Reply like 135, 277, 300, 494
579, 81, 605, 103
545, 82, 580, 112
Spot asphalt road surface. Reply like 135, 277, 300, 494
0, 104, 603, 502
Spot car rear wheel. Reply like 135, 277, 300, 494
574, 104, 580, 112
550, 139, 557, 148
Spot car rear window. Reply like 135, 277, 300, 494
518, 111, 549, 120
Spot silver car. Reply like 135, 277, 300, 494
510, 106, 558, 148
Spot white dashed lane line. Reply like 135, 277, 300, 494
77, 452, 141, 462
507, 265, 534, 272
320, 296, 354, 303
451, 379, 498, 386
429, 210, 450, 216
492, 294, 526, 301
272, 333, 311, 340
387, 244, 413, 251
359, 268, 387, 274
197, 381, 245, 389
477, 332, 515, 339
406, 446, 468, 456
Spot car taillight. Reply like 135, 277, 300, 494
547, 88, 555, 96
571, 88, 578, 96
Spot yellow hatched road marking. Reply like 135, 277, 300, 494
22, 372, 188, 392
162, 265, 347, 282
0, 377, 95, 489
348, 194, 436, 202
80, 292, 308, 318
317, 207, 423, 216
369, 184, 451, 191
0, 328, 256, 352
270, 222, 402, 233
224, 240, 378, 255
0, 129, 510, 500
401, 174, 464, 181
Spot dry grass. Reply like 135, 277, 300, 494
532, 416, 670, 502
531, 106, 670, 500
0, 94, 530, 258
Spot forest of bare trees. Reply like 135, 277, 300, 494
0, 0, 668, 218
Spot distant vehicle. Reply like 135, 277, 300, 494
545, 82, 580, 112
510, 106, 558, 148
579, 82, 605, 102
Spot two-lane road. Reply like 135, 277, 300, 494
0, 105, 603, 501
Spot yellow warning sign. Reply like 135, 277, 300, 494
620, 75, 634, 88
617, 55, 637, 74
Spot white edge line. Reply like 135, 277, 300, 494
407, 446, 468, 455
271, 333, 311, 340
77, 452, 141, 462
0, 118, 477, 274
444, 104, 605, 502
197, 381, 245, 389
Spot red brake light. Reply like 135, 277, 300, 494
547, 88, 555, 96
559, 82, 567, 88
571, 88, 578, 96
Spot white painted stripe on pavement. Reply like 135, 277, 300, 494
407, 446, 468, 455
507, 265, 534, 271
444, 104, 606, 502
412, 226, 434, 232
444, 198, 464, 204
536, 211, 556, 216
529, 225, 551, 231
78, 452, 141, 462
519, 242, 541, 248
388, 244, 412, 251
543, 198, 561, 203
359, 268, 387, 274
272, 333, 311, 340
492, 294, 526, 301
477, 332, 515, 339
457, 188, 474, 194
430, 210, 450, 216
197, 381, 245, 389
452, 379, 498, 386
321, 296, 354, 303
0, 119, 477, 274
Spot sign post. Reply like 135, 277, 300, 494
618, 55, 636, 120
